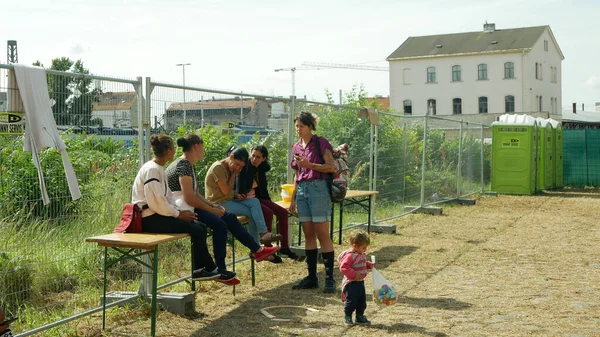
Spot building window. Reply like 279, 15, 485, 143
504, 62, 514, 79
427, 67, 436, 83
479, 97, 488, 113
403, 100, 412, 114
505, 95, 515, 113
538, 95, 543, 112
427, 99, 436, 115
403, 68, 411, 85
544, 40, 548, 51
551, 66, 557, 83
452, 65, 461, 82
478, 64, 488, 80
452, 98, 462, 115
535, 62, 543, 80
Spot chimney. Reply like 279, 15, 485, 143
596, 102, 600, 112
572, 103, 576, 114
483, 22, 496, 32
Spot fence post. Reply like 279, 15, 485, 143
481, 124, 485, 193
135, 76, 145, 166
456, 121, 464, 199
287, 95, 296, 184
144, 77, 154, 163
420, 116, 428, 207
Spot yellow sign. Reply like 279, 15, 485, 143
0, 112, 25, 134
501, 138, 520, 147
221, 122, 235, 136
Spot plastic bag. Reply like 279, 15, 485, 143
372, 268, 398, 305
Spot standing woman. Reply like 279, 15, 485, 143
131, 134, 219, 281
166, 134, 278, 285
290, 111, 338, 293
236, 145, 298, 261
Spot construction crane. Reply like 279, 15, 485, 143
301, 61, 388, 72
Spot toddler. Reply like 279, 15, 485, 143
338, 230, 374, 325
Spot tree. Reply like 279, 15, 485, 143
33, 57, 101, 126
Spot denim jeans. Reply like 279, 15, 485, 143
219, 198, 267, 244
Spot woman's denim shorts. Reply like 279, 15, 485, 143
296, 179, 331, 223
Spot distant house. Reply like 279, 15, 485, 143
387, 23, 564, 118
365, 96, 390, 111
91, 92, 139, 128
165, 98, 270, 130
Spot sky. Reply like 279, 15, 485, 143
2, 0, 599, 110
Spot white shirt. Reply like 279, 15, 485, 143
131, 160, 180, 218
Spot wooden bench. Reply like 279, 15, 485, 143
274, 189, 379, 245
85, 215, 255, 337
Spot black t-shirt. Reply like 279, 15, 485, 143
165, 158, 196, 192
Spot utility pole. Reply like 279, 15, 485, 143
176, 63, 191, 125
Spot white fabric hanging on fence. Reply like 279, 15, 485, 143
12, 64, 81, 205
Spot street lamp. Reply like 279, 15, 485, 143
176, 63, 191, 125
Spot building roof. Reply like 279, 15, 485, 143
92, 92, 136, 111
562, 109, 600, 124
387, 25, 563, 61
365, 96, 390, 110
168, 99, 257, 111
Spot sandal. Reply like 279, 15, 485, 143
259, 232, 282, 245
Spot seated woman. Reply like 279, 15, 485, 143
205, 146, 281, 246
131, 133, 219, 281
236, 145, 299, 262
166, 134, 279, 284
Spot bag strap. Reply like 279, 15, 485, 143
314, 136, 327, 180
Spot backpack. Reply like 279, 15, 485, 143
315, 137, 349, 203
113, 203, 143, 233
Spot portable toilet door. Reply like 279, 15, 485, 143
491, 114, 538, 195
549, 119, 564, 188
535, 118, 554, 190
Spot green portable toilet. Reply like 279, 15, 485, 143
491, 114, 539, 195
536, 118, 554, 190
548, 119, 563, 188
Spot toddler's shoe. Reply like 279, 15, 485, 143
355, 315, 371, 325
344, 315, 354, 325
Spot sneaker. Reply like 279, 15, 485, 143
191, 268, 220, 281
216, 277, 241, 286
279, 247, 299, 260
323, 279, 336, 293
355, 315, 371, 325
267, 254, 283, 264
292, 276, 318, 290
217, 270, 237, 282
252, 245, 279, 262
344, 315, 354, 326
259, 232, 283, 245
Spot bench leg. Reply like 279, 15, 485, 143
231, 238, 236, 296
102, 247, 108, 331
251, 258, 255, 287
150, 247, 159, 337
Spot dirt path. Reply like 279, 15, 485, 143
101, 190, 600, 337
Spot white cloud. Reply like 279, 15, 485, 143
583, 75, 600, 88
